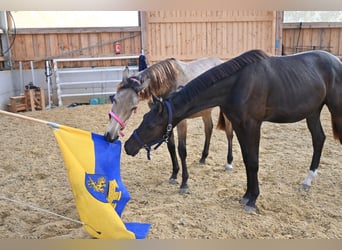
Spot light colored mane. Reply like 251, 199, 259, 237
136, 58, 182, 99
117, 57, 224, 100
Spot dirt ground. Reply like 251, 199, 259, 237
0, 100, 341, 239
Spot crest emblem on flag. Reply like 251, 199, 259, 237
85, 174, 122, 209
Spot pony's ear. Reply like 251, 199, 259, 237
122, 66, 129, 84
135, 78, 150, 93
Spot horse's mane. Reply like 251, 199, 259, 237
117, 58, 181, 99
173, 49, 269, 102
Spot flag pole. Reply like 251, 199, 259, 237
0, 110, 60, 128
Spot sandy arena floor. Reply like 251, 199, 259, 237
0, 101, 341, 239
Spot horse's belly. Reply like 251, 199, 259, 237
264, 106, 320, 123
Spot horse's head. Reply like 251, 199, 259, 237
124, 96, 173, 158
105, 67, 150, 142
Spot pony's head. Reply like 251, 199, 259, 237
124, 96, 173, 158
105, 67, 150, 142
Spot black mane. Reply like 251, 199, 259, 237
171, 49, 269, 102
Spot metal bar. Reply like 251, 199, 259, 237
58, 80, 121, 86
60, 92, 116, 97
57, 66, 138, 74
53, 55, 139, 63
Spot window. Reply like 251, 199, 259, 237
11, 11, 139, 28
284, 11, 342, 23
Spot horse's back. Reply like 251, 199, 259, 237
180, 57, 224, 84
234, 50, 342, 123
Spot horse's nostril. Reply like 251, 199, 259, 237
105, 132, 113, 142
105, 132, 119, 143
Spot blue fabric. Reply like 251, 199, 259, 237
89, 133, 150, 238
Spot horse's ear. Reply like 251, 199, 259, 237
122, 66, 129, 84
136, 78, 150, 93
151, 94, 163, 113
151, 94, 160, 104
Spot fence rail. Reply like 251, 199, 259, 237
53, 55, 139, 106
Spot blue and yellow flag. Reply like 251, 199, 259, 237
53, 125, 150, 239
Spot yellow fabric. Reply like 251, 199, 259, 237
53, 125, 135, 239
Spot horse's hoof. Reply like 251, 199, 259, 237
199, 159, 206, 165
300, 183, 311, 191
244, 205, 257, 213
225, 163, 233, 172
179, 187, 189, 194
240, 197, 249, 205
169, 178, 178, 185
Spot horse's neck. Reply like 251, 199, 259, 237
170, 76, 233, 125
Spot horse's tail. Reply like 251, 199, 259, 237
331, 115, 342, 144
216, 109, 226, 131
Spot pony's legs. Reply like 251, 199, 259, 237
223, 114, 234, 171
234, 120, 261, 212
216, 110, 234, 171
166, 131, 180, 185
199, 112, 213, 164
176, 120, 189, 193
302, 111, 326, 190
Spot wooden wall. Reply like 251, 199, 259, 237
9, 27, 142, 69
7, 11, 342, 71
282, 22, 342, 58
142, 10, 280, 64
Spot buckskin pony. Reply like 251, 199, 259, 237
105, 57, 234, 193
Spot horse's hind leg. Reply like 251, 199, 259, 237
167, 131, 180, 185
302, 112, 326, 190
199, 111, 213, 164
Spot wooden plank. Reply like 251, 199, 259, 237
328, 29, 338, 54
337, 29, 342, 56
15, 27, 140, 34
283, 22, 342, 29
147, 14, 274, 23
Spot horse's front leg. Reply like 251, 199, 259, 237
177, 121, 189, 193
234, 121, 261, 212
166, 131, 180, 185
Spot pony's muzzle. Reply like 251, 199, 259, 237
104, 131, 119, 143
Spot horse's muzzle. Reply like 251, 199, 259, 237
104, 131, 118, 143
124, 138, 140, 156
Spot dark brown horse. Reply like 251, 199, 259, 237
104, 57, 234, 193
124, 49, 342, 212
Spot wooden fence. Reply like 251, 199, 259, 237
282, 22, 342, 58
142, 10, 280, 64
4, 12, 342, 71
8, 27, 142, 70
